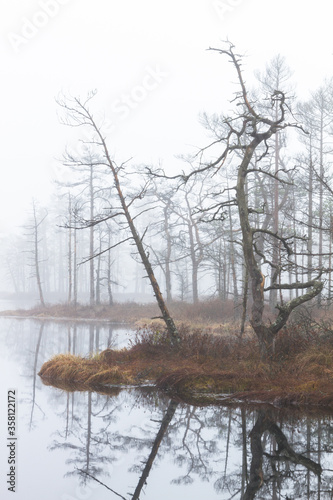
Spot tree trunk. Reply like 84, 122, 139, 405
32, 202, 46, 308
106, 229, 114, 306
269, 127, 280, 309
95, 125, 181, 345
73, 214, 78, 307
67, 194, 72, 304
237, 138, 323, 359
163, 203, 173, 302
89, 165, 95, 306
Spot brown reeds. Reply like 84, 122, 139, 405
38, 322, 333, 407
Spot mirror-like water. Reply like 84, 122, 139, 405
0, 317, 333, 499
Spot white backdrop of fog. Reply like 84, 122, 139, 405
0, 0, 332, 235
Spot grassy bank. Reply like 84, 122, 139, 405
0, 299, 244, 334
38, 323, 333, 407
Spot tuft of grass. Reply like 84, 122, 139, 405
294, 347, 333, 378
38, 353, 100, 383
87, 366, 135, 385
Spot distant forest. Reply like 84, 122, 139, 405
3, 45, 333, 318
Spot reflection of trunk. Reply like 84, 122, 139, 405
243, 412, 265, 500
131, 400, 178, 500
107, 326, 113, 348
89, 324, 94, 354
86, 392, 92, 470
95, 325, 100, 353
73, 324, 77, 354
29, 322, 44, 429
242, 410, 322, 500
67, 325, 71, 352
241, 408, 248, 496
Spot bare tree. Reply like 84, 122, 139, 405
158, 43, 323, 359
256, 55, 294, 308
297, 80, 333, 303
57, 92, 181, 345
25, 200, 48, 307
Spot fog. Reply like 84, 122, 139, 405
1, 0, 332, 297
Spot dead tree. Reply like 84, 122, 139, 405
57, 92, 181, 346
151, 43, 323, 359
211, 45, 324, 358
25, 200, 48, 307
214, 45, 323, 358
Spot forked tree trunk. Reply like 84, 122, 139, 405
237, 138, 323, 360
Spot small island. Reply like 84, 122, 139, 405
4, 300, 328, 408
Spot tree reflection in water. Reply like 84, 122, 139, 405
47, 387, 333, 499
244, 410, 322, 499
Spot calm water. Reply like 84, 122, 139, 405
0, 317, 333, 499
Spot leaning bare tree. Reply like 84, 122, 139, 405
57, 92, 181, 346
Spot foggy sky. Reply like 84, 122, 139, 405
1, 0, 332, 234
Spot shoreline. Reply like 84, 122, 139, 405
4, 302, 333, 410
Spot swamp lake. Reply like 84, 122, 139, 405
0, 314, 333, 499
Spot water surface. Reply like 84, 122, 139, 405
0, 318, 332, 499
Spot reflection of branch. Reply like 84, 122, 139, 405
242, 411, 322, 500
131, 400, 178, 500
29, 322, 45, 430
77, 469, 127, 500
265, 421, 322, 476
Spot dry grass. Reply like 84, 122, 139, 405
38, 322, 333, 408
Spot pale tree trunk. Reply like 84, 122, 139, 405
67, 194, 72, 304
163, 202, 173, 302
32, 201, 46, 308
185, 194, 203, 304
106, 227, 114, 306
227, 196, 239, 306
308, 146, 313, 282
89, 164, 95, 306
95, 235, 102, 305
73, 212, 78, 307
269, 126, 280, 309
317, 110, 324, 306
